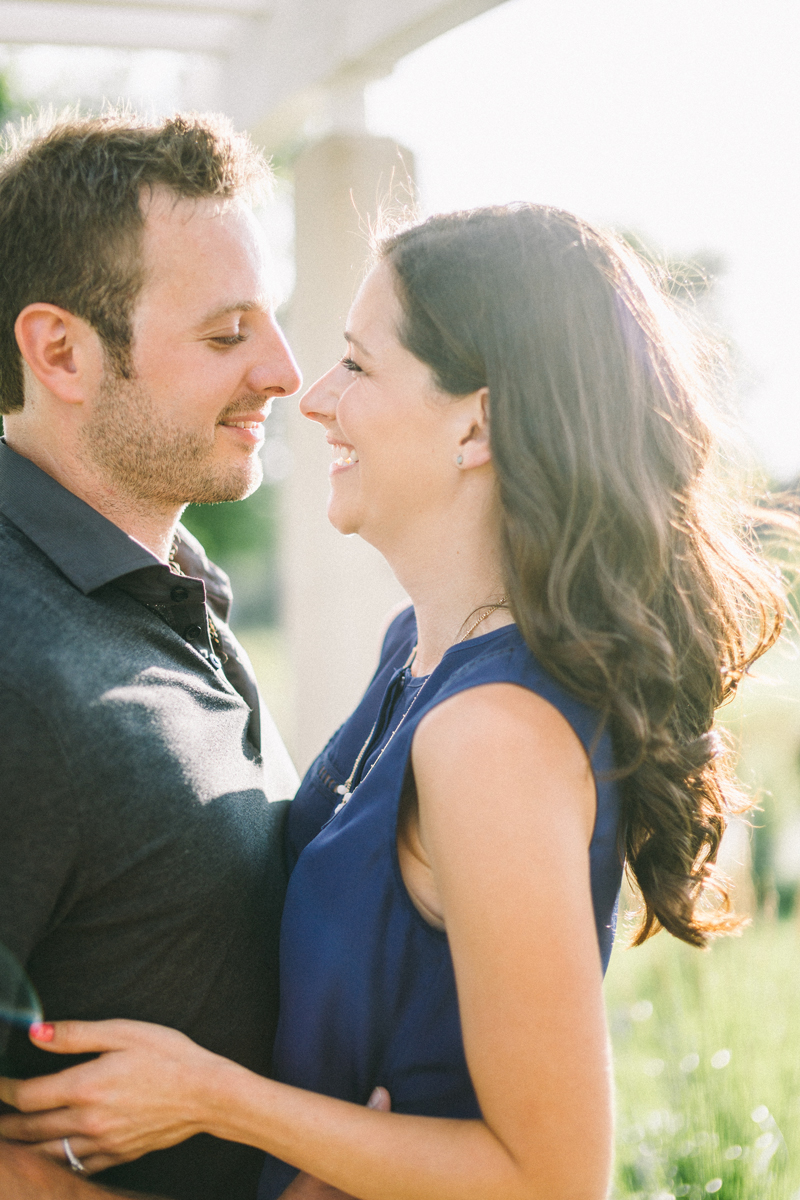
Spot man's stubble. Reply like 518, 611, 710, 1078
78, 368, 263, 510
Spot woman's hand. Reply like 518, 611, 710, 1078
0, 1018, 224, 1174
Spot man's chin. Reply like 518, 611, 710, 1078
181, 462, 263, 506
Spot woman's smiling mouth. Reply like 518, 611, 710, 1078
330, 442, 359, 473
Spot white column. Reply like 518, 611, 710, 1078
280, 128, 414, 772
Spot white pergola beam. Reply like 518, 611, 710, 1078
6, 0, 268, 11
0, 1, 510, 143
0, 0, 259, 52
338, 0, 511, 75
230, 0, 510, 146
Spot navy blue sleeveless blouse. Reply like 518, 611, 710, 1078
258, 609, 622, 1198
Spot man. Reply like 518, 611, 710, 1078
0, 110, 304, 1198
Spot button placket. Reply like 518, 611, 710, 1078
171, 584, 218, 668
116, 565, 224, 674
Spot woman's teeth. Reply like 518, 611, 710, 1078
331, 444, 359, 466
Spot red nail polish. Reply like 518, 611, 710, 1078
29, 1022, 54, 1042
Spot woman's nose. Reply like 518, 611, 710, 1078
299, 361, 347, 425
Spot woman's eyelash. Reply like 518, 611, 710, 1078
341, 356, 362, 372
212, 334, 246, 346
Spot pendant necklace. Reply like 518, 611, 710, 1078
334, 597, 508, 812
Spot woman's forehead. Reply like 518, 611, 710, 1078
347, 263, 403, 347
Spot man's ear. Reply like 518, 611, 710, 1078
456, 386, 492, 470
14, 303, 104, 405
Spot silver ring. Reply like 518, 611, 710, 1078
62, 1136, 87, 1174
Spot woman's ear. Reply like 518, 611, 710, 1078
456, 387, 492, 470
14, 303, 104, 405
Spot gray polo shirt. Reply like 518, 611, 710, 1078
0, 440, 288, 1200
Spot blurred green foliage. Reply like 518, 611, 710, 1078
0, 68, 26, 127
181, 484, 277, 564
0, 75, 14, 124
722, 631, 800, 918
181, 483, 280, 627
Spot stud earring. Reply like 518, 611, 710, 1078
456, 454, 464, 466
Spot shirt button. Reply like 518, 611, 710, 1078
184, 625, 204, 641
171, 585, 190, 602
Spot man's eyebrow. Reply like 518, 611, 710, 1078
343, 331, 372, 357
197, 300, 270, 326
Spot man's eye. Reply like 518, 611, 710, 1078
341, 357, 362, 372
211, 334, 246, 347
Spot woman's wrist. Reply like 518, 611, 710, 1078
189, 1052, 273, 1146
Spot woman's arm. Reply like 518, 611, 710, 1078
0, 683, 613, 1200
408, 683, 613, 1196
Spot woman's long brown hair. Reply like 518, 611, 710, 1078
380, 205, 784, 947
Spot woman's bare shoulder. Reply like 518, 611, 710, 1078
412, 682, 596, 842
415, 681, 590, 771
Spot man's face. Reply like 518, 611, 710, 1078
79, 188, 301, 509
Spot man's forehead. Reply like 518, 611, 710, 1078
139, 189, 265, 261
136, 191, 275, 311
139, 185, 244, 222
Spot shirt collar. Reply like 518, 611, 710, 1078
0, 438, 160, 593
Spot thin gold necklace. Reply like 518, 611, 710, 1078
456, 598, 509, 643
334, 597, 508, 812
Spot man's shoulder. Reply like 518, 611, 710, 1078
0, 518, 89, 697
0, 508, 40, 551
0, 511, 68, 599
0, 513, 142, 684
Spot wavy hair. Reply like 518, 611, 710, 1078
379, 205, 784, 947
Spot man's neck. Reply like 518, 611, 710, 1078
4, 426, 181, 563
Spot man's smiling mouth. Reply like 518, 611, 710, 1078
217, 414, 266, 448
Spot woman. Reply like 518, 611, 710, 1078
0, 205, 783, 1199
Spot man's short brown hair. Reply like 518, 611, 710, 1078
0, 108, 272, 414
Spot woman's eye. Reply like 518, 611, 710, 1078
341, 356, 362, 373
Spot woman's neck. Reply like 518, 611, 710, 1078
410, 591, 512, 676
386, 522, 511, 678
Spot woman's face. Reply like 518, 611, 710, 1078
300, 262, 480, 548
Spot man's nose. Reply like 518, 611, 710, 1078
248, 325, 302, 397
299, 361, 347, 425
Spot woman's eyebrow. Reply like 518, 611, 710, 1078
343, 332, 372, 358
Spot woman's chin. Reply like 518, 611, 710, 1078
326, 499, 361, 537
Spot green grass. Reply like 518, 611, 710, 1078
605, 921, 800, 1199
603, 636, 800, 1200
